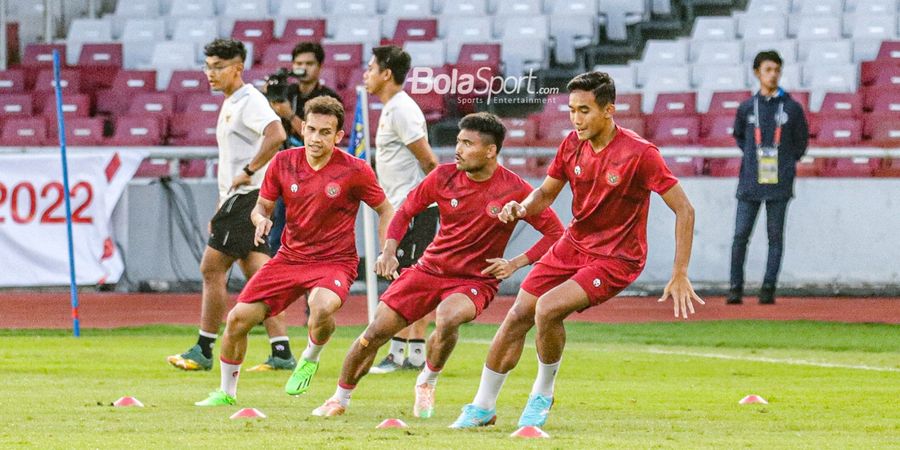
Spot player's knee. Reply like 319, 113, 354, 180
507, 303, 536, 328
225, 309, 252, 336
534, 297, 564, 324
200, 263, 226, 284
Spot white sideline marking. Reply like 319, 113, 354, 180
460, 339, 898, 372
645, 349, 899, 372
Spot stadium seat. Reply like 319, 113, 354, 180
796, 16, 843, 42
96, 70, 157, 115
817, 157, 879, 177
692, 41, 743, 65
496, 0, 543, 16
614, 93, 643, 117
502, 153, 552, 178
170, 111, 218, 145
336, 0, 380, 16
793, 0, 843, 15
41, 93, 91, 120
170, 18, 219, 49
150, 42, 198, 90
739, 15, 788, 41
849, 0, 898, 13
642, 40, 689, 66
550, 15, 598, 65
110, 116, 164, 146
128, 92, 176, 133
743, 39, 798, 63
592, 65, 638, 92
801, 40, 852, 64
33, 69, 81, 94
817, 92, 863, 117
441, 0, 489, 17
0, 70, 26, 94
383, 0, 434, 35
167, 0, 215, 18
51, 117, 106, 146
456, 43, 502, 74
639, 66, 691, 112
321, 44, 364, 88
22, 43, 67, 71
652, 92, 698, 117
66, 18, 114, 63
873, 40, 900, 62
179, 159, 212, 178
78, 43, 123, 93
222, 0, 268, 18
275, 0, 326, 18
441, 17, 494, 63
232, 20, 275, 64
616, 116, 647, 137
536, 93, 570, 123
864, 114, 900, 147
705, 157, 742, 176
0, 94, 34, 118
114, 0, 161, 18
537, 115, 574, 146
1, 117, 47, 146
279, 19, 327, 43
181, 93, 222, 115
392, 19, 439, 45
746, 0, 791, 14
664, 156, 704, 177
404, 41, 447, 69
598, 0, 647, 41
649, 116, 701, 146
699, 113, 737, 147
691, 16, 737, 41
813, 117, 863, 146
795, 155, 818, 177
500, 117, 539, 147
167, 71, 211, 108
261, 43, 296, 68
706, 91, 751, 116
694, 66, 747, 109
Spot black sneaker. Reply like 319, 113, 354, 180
369, 354, 402, 374
726, 287, 743, 305
759, 284, 776, 304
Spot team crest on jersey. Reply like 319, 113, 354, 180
486, 201, 502, 218
325, 182, 341, 198
290, 183, 298, 193
606, 170, 621, 186
450, 198, 458, 208
470, 288, 478, 296
593, 278, 602, 288
574, 165, 582, 176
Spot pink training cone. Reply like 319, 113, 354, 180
230, 408, 267, 419
376, 418, 408, 429
510, 426, 550, 438
739, 395, 769, 405
113, 396, 144, 407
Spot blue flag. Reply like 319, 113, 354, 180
347, 90, 366, 160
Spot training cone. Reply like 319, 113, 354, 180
510, 426, 550, 438
113, 396, 144, 407
739, 395, 769, 405
230, 408, 267, 419
376, 418, 408, 429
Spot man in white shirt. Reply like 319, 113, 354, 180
167, 39, 292, 373
363, 45, 440, 374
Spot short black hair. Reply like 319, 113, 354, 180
304, 96, 345, 131
203, 38, 246, 62
292, 42, 325, 64
372, 45, 411, 85
566, 71, 616, 107
753, 50, 783, 70
458, 112, 506, 153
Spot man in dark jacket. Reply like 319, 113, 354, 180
729, 51, 809, 305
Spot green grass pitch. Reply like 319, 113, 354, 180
1, 321, 897, 448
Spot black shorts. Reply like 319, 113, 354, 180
207, 190, 270, 259
396, 205, 439, 269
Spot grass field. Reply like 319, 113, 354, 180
1, 321, 898, 449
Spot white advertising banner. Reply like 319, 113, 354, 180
0, 150, 146, 286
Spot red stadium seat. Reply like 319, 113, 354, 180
51, 117, 106, 146
874, 41, 900, 63
616, 116, 646, 137
1, 117, 47, 146
392, 19, 438, 45
243, 67, 272, 90
456, 43, 502, 74
232, 20, 275, 64
614, 93, 642, 118
323, 43, 364, 69
31, 70, 83, 113
705, 157, 742, 177
317, 67, 340, 91
127, 93, 175, 133
170, 112, 218, 146
817, 92, 863, 117
261, 43, 296, 68
0, 94, 34, 117
816, 157, 879, 177
869, 65, 900, 88
796, 156, 818, 177
167, 71, 211, 111
134, 158, 172, 177
179, 159, 211, 178
181, 93, 222, 115
860, 61, 895, 86
863, 113, 900, 147
650, 116, 700, 146
699, 114, 736, 147
0, 69, 26, 94
664, 156, 703, 177
409, 91, 446, 123
789, 91, 810, 114
21, 44, 66, 83
652, 92, 697, 117
109, 116, 164, 146
503, 152, 552, 178
41, 93, 91, 119
500, 117, 538, 147
867, 90, 900, 115
812, 118, 863, 147
536, 115, 573, 147
280, 19, 327, 43
873, 158, 900, 177
77, 43, 122, 93
706, 91, 750, 116
96, 70, 157, 115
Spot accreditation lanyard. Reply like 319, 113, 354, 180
753, 97, 784, 184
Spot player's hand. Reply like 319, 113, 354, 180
498, 201, 526, 223
253, 216, 272, 246
658, 273, 705, 319
375, 252, 400, 280
230, 172, 252, 192
481, 258, 519, 280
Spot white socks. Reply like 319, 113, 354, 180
472, 365, 508, 410
301, 337, 325, 362
219, 359, 241, 398
531, 358, 561, 397
416, 363, 441, 386
407, 340, 426, 366
334, 383, 354, 407
388, 338, 405, 362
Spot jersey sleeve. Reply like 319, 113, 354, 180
242, 89, 280, 135
355, 161, 388, 208
386, 170, 436, 242
637, 146, 679, 194
259, 152, 282, 201
391, 98, 427, 145
546, 135, 570, 181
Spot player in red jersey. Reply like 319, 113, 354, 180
194, 96, 395, 406
451, 72, 704, 429
310, 112, 564, 418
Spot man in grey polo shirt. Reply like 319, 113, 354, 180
363, 45, 439, 373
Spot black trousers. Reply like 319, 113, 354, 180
730, 198, 790, 289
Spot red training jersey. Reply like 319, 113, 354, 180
547, 126, 678, 267
388, 163, 564, 284
261, 147, 387, 264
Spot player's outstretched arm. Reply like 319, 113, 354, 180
250, 197, 276, 246
498, 176, 565, 223
657, 183, 705, 318
372, 199, 395, 248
